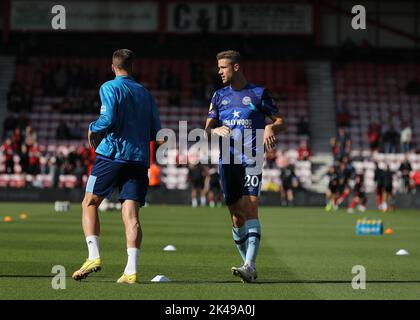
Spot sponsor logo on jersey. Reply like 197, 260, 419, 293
223, 119, 253, 128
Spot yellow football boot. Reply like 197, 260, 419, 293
72, 257, 102, 281
116, 273, 137, 284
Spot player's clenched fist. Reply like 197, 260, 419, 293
212, 126, 231, 137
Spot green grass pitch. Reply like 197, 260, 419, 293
0, 202, 419, 300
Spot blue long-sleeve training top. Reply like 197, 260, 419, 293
89, 75, 161, 166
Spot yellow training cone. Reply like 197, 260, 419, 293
19, 213, 28, 220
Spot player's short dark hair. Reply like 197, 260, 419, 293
216, 50, 241, 65
112, 49, 135, 72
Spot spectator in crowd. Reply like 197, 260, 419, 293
0, 108, 96, 186
53, 152, 66, 187
67, 146, 79, 169
27, 143, 41, 175
19, 144, 30, 174
383, 125, 399, 154
1, 138, 15, 173
265, 149, 277, 169
336, 127, 351, 159
73, 159, 86, 188
367, 122, 381, 152
330, 137, 339, 160
276, 149, 289, 169
11, 127, 22, 151
399, 156, 412, 193
41, 157, 51, 175
400, 122, 413, 154
343, 139, 352, 159
24, 125, 37, 144
297, 140, 312, 161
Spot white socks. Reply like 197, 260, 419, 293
200, 196, 206, 207
124, 248, 139, 275
86, 236, 139, 275
86, 235, 100, 260
192, 198, 198, 208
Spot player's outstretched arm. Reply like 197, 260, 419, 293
264, 114, 287, 151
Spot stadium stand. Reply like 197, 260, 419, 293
1, 57, 312, 190
335, 62, 420, 151
333, 62, 420, 194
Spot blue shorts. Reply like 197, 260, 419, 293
86, 156, 149, 205
219, 164, 262, 206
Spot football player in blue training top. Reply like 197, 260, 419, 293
205, 50, 287, 282
72, 49, 162, 284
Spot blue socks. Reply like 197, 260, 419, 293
232, 219, 261, 267
232, 225, 247, 262
244, 219, 261, 268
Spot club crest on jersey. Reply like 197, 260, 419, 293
242, 96, 251, 105
221, 98, 230, 105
